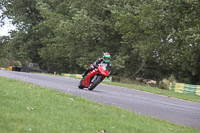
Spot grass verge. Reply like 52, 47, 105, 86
103, 81, 200, 103
0, 77, 200, 133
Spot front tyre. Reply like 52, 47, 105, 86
88, 75, 102, 91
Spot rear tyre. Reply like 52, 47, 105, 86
78, 79, 84, 89
88, 76, 102, 91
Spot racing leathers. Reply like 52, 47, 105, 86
82, 58, 111, 78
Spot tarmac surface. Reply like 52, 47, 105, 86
1, 70, 200, 129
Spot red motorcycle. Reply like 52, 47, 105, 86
78, 63, 109, 91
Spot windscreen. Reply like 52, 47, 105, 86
100, 62, 108, 71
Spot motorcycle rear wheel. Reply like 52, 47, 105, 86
88, 76, 102, 91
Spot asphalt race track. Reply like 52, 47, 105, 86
1, 70, 200, 129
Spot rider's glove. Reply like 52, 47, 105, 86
90, 65, 97, 70
90, 65, 94, 70
93, 64, 98, 68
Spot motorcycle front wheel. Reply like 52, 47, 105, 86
88, 75, 102, 91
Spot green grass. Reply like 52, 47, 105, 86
0, 77, 200, 133
103, 81, 200, 103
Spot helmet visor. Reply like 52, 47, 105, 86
104, 57, 110, 62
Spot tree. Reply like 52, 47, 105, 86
0, 36, 10, 67
1, 0, 200, 84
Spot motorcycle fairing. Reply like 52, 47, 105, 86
81, 64, 109, 88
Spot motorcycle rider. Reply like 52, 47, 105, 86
82, 52, 111, 78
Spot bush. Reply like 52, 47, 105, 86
0, 58, 9, 68
159, 75, 177, 90
159, 79, 170, 90
168, 75, 176, 83
112, 75, 121, 82
14, 61, 22, 67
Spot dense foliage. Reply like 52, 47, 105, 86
0, 0, 200, 84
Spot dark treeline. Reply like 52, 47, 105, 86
0, 0, 200, 84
